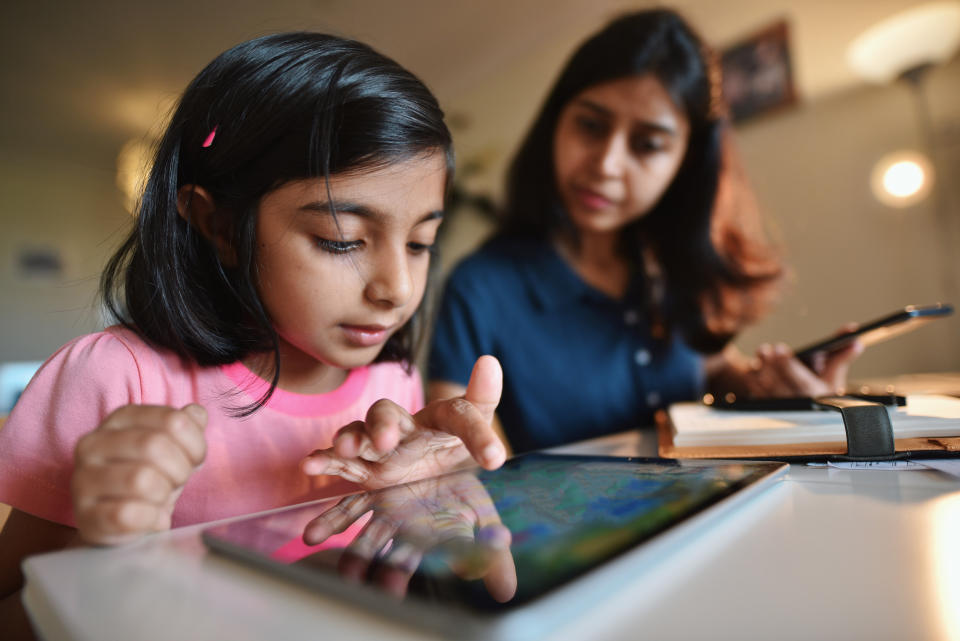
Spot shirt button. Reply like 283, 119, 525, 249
634, 349, 651, 366
624, 310, 640, 325
646, 391, 661, 407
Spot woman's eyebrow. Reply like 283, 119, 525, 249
575, 99, 678, 136
299, 200, 444, 224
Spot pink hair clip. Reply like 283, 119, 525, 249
202, 127, 218, 148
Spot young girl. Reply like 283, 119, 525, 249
427, 9, 862, 452
0, 32, 506, 616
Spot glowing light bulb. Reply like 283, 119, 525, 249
870, 151, 934, 208
883, 160, 926, 198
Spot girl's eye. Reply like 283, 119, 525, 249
316, 238, 363, 254
407, 241, 435, 255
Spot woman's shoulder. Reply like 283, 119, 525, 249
446, 235, 550, 287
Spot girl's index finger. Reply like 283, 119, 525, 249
415, 399, 506, 470
462, 356, 503, 425
364, 399, 414, 453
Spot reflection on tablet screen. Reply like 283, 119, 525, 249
203, 454, 784, 618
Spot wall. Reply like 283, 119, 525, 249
0, 148, 129, 362
733, 58, 960, 376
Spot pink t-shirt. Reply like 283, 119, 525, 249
0, 326, 424, 528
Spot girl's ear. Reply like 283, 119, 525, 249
177, 185, 238, 266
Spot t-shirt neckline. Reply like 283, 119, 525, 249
220, 361, 369, 417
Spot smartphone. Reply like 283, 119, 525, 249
793, 303, 954, 366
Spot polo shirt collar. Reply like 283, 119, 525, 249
521, 239, 611, 311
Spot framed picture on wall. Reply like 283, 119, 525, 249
721, 19, 797, 123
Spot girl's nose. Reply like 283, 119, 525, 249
363, 247, 414, 308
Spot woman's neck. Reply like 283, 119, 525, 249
555, 230, 629, 299
243, 343, 348, 395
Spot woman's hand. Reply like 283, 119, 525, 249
746, 340, 863, 397
301, 356, 505, 489
708, 333, 864, 399
71, 404, 208, 545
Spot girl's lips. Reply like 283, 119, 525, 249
574, 187, 615, 210
340, 325, 392, 347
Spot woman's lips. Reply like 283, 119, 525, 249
340, 324, 392, 347
574, 187, 615, 210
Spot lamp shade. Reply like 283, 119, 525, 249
847, 1, 960, 83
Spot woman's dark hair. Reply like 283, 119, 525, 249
502, 9, 782, 352
101, 32, 453, 413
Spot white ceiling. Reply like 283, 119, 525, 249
0, 0, 944, 166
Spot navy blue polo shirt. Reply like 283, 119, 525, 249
428, 236, 705, 452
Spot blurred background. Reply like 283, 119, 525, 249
2, 0, 959, 408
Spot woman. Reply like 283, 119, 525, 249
428, 9, 860, 452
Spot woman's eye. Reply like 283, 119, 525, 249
407, 241, 435, 255
316, 238, 363, 254
576, 116, 606, 137
631, 135, 666, 154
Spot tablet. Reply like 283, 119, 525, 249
202, 454, 787, 640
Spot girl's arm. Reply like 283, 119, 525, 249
0, 508, 77, 596
71, 404, 208, 545
0, 509, 78, 639
0, 401, 208, 608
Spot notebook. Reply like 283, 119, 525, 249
659, 394, 960, 460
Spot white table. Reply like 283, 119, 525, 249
21, 430, 960, 641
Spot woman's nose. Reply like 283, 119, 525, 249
596, 132, 628, 178
363, 247, 414, 308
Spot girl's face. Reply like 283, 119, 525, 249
552, 74, 691, 238
254, 152, 446, 383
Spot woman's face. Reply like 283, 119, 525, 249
552, 74, 691, 237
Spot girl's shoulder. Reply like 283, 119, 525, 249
31, 326, 203, 404
46, 325, 179, 371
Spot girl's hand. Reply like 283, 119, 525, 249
301, 356, 505, 489
71, 404, 208, 545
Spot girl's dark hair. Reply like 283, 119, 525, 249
502, 9, 782, 352
101, 32, 453, 413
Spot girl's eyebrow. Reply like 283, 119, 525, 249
300, 200, 444, 224
574, 99, 678, 136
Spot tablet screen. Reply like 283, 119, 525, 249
202, 455, 784, 615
